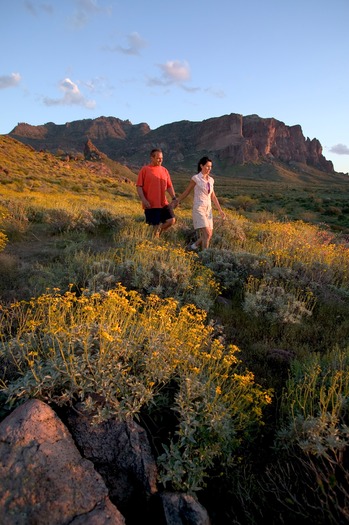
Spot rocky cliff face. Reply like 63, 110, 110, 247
9, 113, 334, 174
242, 115, 332, 172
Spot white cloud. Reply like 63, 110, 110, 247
24, 1, 53, 16
70, 0, 111, 28
81, 76, 107, 92
329, 144, 349, 155
146, 60, 225, 99
204, 87, 226, 99
69, 10, 88, 28
160, 60, 191, 83
0, 73, 21, 89
147, 60, 191, 87
181, 85, 201, 93
104, 32, 147, 55
43, 78, 96, 108
76, 0, 106, 12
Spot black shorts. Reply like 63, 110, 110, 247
145, 205, 175, 226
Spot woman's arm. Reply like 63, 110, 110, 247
212, 191, 226, 219
177, 180, 196, 204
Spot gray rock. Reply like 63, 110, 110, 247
65, 403, 158, 518
161, 492, 211, 525
0, 399, 125, 525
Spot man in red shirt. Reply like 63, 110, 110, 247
136, 148, 178, 236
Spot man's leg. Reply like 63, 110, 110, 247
158, 217, 176, 235
145, 209, 162, 236
157, 206, 176, 236
153, 224, 162, 237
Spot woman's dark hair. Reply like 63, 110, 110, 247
197, 156, 212, 173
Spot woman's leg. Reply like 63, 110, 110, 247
201, 227, 212, 249
192, 227, 212, 249
191, 229, 202, 249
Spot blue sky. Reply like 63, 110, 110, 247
1, 0, 349, 174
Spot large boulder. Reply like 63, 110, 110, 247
0, 399, 125, 525
64, 403, 158, 521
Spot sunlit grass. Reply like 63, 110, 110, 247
242, 220, 349, 288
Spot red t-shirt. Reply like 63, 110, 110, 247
136, 164, 174, 208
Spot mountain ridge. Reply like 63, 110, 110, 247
8, 113, 336, 178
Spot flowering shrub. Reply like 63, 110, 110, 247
0, 231, 7, 253
123, 240, 221, 309
76, 240, 221, 311
199, 248, 272, 297
266, 349, 349, 523
243, 276, 316, 324
0, 285, 272, 491
44, 207, 121, 233
158, 344, 272, 490
277, 349, 349, 445
0, 201, 29, 239
43, 208, 98, 233
210, 215, 248, 250
248, 220, 349, 289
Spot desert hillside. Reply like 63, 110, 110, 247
1, 133, 349, 524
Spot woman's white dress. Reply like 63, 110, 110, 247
191, 172, 214, 229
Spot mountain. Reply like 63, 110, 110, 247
8, 113, 334, 176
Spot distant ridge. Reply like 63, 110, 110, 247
8, 113, 335, 176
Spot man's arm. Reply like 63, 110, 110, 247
137, 186, 150, 208
166, 179, 178, 206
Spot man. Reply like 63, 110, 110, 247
136, 148, 178, 236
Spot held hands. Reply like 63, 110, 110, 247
170, 197, 179, 209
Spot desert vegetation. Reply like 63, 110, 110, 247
1, 135, 349, 524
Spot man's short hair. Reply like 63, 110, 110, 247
151, 148, 162, 157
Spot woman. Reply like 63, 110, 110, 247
176, 156, 226, 250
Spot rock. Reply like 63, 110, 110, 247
0, 399, 125, 525
160, 492, 211, 525
84, 138, 107, 161
64, 403, 158, 522
242, 114, 333, 171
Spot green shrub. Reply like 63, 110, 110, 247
0, 201, 29, 239
243, 276, 316, 324
0, 285, 272, 491
266, 348, 349, 524
60, 237, 220, 311
199, 248, 272, 297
